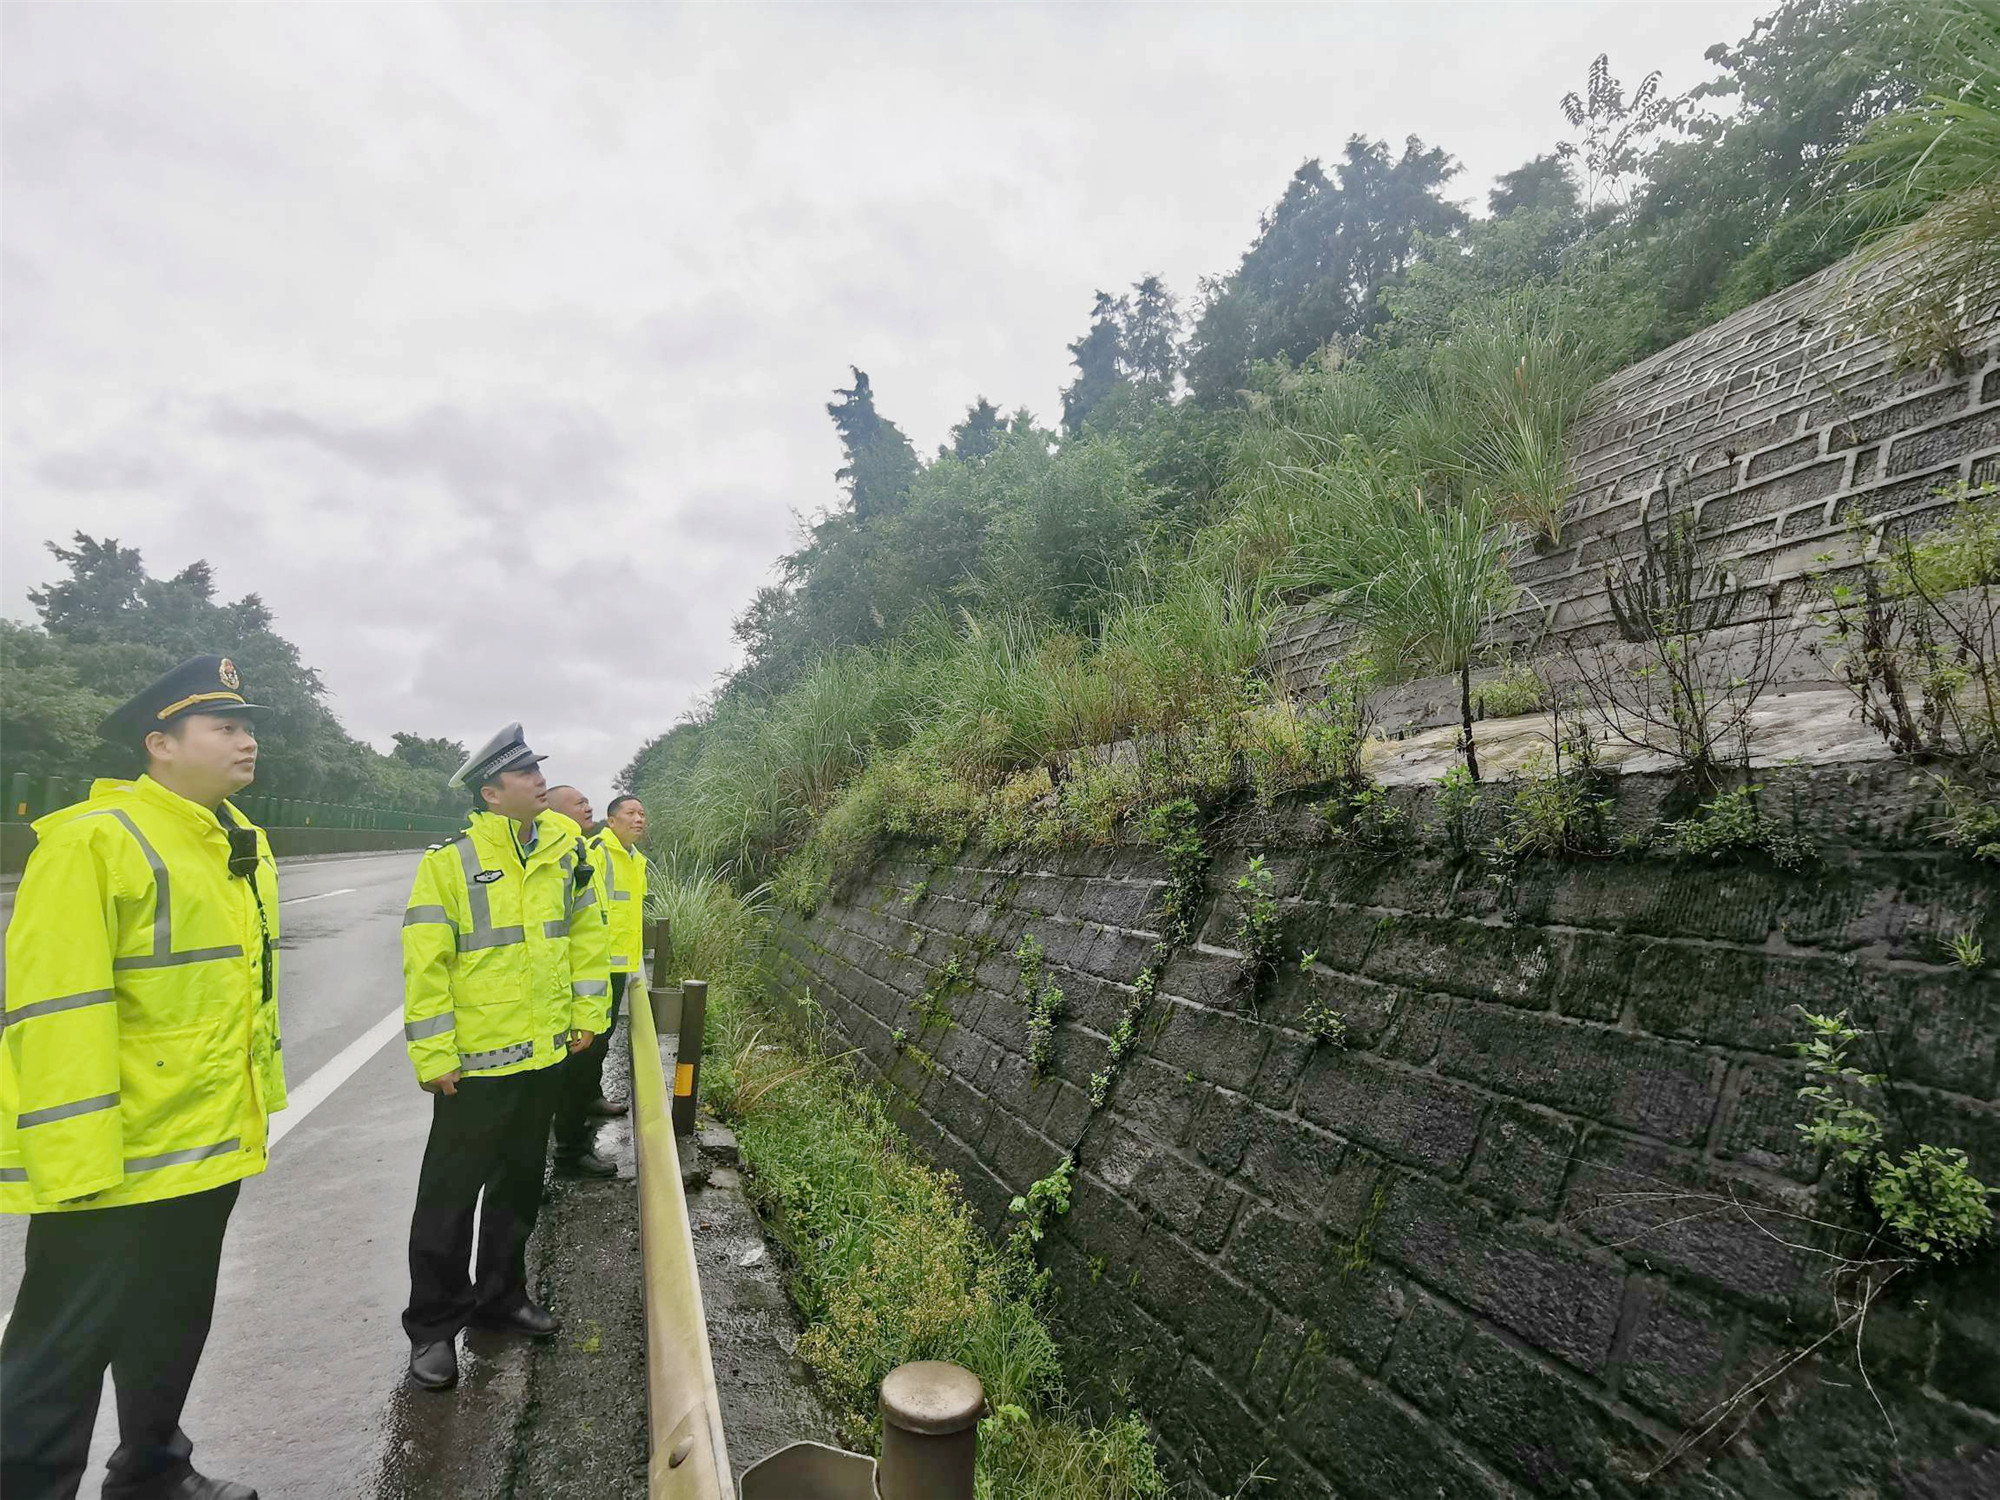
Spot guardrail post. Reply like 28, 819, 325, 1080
878, 1361, 982, 1500
671, 980, 706, 1136
8, 772, 28, 821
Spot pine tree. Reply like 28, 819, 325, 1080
1120, 275, 1182, 393
1061, 290, 1128, 434
942, 397, 1004, 461
827, 368, 918, 520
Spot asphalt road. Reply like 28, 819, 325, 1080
0, 849, 458, 1497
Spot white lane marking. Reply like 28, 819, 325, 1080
268, 1005, 404, 1151
280, 887, 358, 906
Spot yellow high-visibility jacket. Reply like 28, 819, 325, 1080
401, 810, 612, 1084
589, 828, 649, 977
1, 776, 287, 1214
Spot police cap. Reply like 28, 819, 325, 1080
97, 655, 269, 745
450, 723, 549, 789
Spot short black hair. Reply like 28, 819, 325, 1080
607, 793, 641, 818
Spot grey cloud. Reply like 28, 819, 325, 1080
3, 0, 1768, 794
208, 400, 628, 518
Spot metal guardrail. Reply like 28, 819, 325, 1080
635, 923, 985, 1500
631, 964, 732, 1498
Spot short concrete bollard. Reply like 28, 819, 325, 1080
877, 1361, 983, 1500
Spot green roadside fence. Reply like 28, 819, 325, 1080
2, 772, 461, 834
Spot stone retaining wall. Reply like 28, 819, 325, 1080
769, 764, 1998, 1498
1267, 254, 2000, 698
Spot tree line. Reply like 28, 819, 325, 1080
2, 534, 466, 815
618, 0, 1994, 873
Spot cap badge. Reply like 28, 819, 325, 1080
218, 658, 241, 690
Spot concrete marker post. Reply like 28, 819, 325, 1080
877, 1361, 983, 1500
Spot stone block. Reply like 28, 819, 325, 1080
1362, 913, 1562, 1008
1161, 1356, 1337, 1500
1614, 1282, 1750, 1427
1465, 1099, 1579, 1215
983, 1111, 1064, 1199
1375, 1173, 1625, 1374
1106, 1055, 1205, 1145
1147, 998, 1271, 1092
1711, 1062, 1818, 1180
1133, 1233, 1269, 1383
1886, 404, 2000, 478
1248, 1028, 1314, 1109
1562, 1132, 1818, 1311
1039, 1077, 1093, 1149
1044, 1238, 1183, 1416
1295, 1049, 1486, 1176
1552, 929, 1637, 1022
1934, 1280, 2000, 1414
1083, 1122, 1218, 1243
1232, 1204, 1340, 1313
1384, 1290, 1467, 1415
1448, 1328, 1664, 1497
1745, 432, 1822, 480
1439, 1004, 1723, 1146
1280, 1347, 1511, 1500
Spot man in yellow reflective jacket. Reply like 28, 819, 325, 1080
545, 785, 635, 1178
553, 791, 647, 1152
1, 655, 282, 1500
399, 724, 611, 1391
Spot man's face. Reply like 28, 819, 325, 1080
482, 766, 548, 823
608, 799, 646, 844
147, 712, 258, 799
547, 785, 593, 828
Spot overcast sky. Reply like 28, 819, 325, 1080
2, 0, 1766, 798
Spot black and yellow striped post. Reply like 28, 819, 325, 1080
670, 980, 706, 1136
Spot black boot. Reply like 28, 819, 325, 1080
472, 1298, 560, 1337
408, 1339, 458, 1390
555, 1149, 616, 1179
106, 1470, 260, 1500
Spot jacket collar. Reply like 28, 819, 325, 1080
129, 775, 232, 838
465, 809, 581, 868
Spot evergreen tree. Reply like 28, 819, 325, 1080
1061, 290, 1128, 435
942, 397, 1005, 461
827, 368, 918, 520
1186, 136, 1465, 403
1119, 275, 1182, 393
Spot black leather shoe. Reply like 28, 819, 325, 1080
586, 1095, 629, 1117
409, 1339, 458, 1390
473, 1299, 560, 1337
555, 1149, 617, 1179
110, 1472, 259, 1500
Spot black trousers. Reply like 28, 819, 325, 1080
403, 1066, 559, 1344
0, 1181, 240, 1500
551, 972, 626, 1159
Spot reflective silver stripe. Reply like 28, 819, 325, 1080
459, 1041, 535, 1071
454, 838, 524, 951
83, 809, 252, 971
609, 955, 631, 968
114, 945, 243, 971
4, 989, 115, 1027
0, 1167, 26, 1182
554, 1031, 568, 1050
126, 1138, 239, 1173
405, 1014, 455, 1041
98, 810, 172, 956
18, 1093, 119, 1129
403, 905, 458, 929
543, 919, 569, 939
572, 886, 598, 913
572, 980, 609, 997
